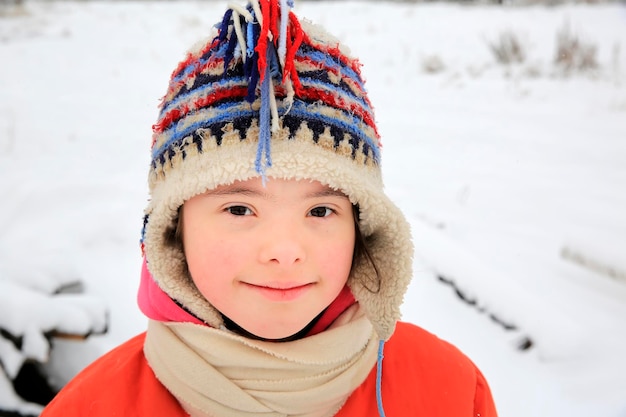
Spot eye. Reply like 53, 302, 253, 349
226, 205, 253, 216
309, 206, 333, 218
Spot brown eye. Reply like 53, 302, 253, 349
309, 207, 332, 218
227, 206, 252, 216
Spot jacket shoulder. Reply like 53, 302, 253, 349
388, 321, 478, 373
337, 321, 497, 416
41, 333, 185, 417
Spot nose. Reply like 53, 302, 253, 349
258, 220, 306, 266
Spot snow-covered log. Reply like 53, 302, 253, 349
0, 272, 108, 415
410, 218, 587, 359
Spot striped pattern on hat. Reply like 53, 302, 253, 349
149, 6, 381, 188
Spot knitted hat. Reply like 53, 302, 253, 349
141, 0, 413, 341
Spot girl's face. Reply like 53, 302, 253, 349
182, 177, 355, 340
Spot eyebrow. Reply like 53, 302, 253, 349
206, 186, 267, 198
206, 185, 348, 200
304, 188, 349, 199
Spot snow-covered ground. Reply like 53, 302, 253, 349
1, 1, 625, 416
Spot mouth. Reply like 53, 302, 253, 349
242, 282, 314, 302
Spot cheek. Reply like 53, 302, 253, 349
185, 239, 242, 275
317, 233, 355, 280
185, 235, 239, 278
184, 238, 244, 308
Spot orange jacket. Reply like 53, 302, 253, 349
42, 322, 497, 416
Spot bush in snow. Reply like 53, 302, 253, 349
421, 54, 446, 74
0, 0, 26, 18
488, 30, 527, 65
554, 20, 599, 74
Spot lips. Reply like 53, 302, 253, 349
242, 282, 314, 302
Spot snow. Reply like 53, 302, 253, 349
1, 0, 625, 416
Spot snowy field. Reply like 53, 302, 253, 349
1, 0, 626, 415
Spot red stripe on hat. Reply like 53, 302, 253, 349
162, 56, 229, 109
298, 86, 379, 137
170, 37, 220, 82
153, 85, 249, 135
294, 55, 370, 103
300, 30, 363, 77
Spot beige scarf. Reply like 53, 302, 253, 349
144, 306, 378, 417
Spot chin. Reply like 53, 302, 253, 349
224, 315, 310, 342
253, 324, 309, 342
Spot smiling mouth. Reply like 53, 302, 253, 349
243, 282, 314, 302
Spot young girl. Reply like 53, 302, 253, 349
42, 1, 497, 416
